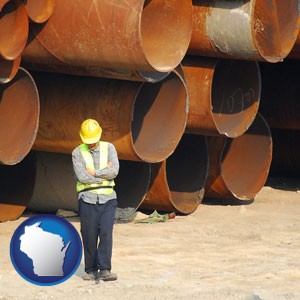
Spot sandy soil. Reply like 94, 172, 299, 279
1, 177, 300, 300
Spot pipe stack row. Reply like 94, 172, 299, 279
0, 0, 299, 222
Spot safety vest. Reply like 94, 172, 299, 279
76, 142, 115, 195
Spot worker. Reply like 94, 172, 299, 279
72, 119, 119, 281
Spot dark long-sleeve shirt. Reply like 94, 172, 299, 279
72, 142, 119, 204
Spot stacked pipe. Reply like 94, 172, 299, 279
0, 0, 56, 220
0, 0, 56, 83
183, 0, 300, 203
1, 0, 300, 222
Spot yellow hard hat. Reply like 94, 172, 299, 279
79, 119, 102, 144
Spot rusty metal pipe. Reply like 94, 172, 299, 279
189, 0, 300, 63
0, 67, 40, 165
269, 129, 300, 178
140, 134, 209, 215
27, 151, 151, 213
21, 0, 56, 23
0, 55, 20, 84
0, 0, 29, 60
22, 0, 192, 79
0, 152, 36, 222
22, 31, 170, 83
259, 61, 300, 131
205, 113, 272, 201
31, 71, 187, 163
183, 56, 261, 138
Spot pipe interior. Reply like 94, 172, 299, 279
115, 160, 150, 209
166, 134, 209, 213
132, 72, 187, 163
211, 60, 261, 138
0, 1, 28, 60
0, 152, 36, 222
221, 114, 272, 199
253, 0, 300, 62
0, 68, 39, 165
141, 0, 192, 72
28, 151, 78, 213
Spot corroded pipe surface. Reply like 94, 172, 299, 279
140, 134, 209, 215
0, 68, 40, 165
32, 71, 187, 163
22, 0, 192, 77
28, 151, 151, 213
259, 61, 300, 131
205, 113, 272, 201
22, 32, 170, 83
183, 56, 261, 138
189, 0, 300, 63
269, 129, 300, 178
0, 1, 29, 60
0, 55, 20, 84
22, 0, 56, 23
0, 152, 36, 222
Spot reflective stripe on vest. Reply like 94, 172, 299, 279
76, 142, 115, 195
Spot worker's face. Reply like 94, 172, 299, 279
87, 142, 98, 151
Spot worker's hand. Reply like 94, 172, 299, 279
86, 169, 96, 176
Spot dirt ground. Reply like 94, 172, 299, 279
1, 177, 300, 300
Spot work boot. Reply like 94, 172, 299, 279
99, 270, 118, 281
82, 271, 99, 281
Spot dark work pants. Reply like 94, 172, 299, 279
79, 198, 117, 273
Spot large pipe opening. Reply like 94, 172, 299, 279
166, 134, 209, 214
184, 57, 261, 138
253, 0, 300, 62
0, 1, 28, 60
0, 67, 39, 165
141, 134, 209, 214
24, 0, 192, 77
32, 71, 187, 163
115, 160, 150, 210
205, 113, 272, 200
141, 0, 192, 71
211, 59, 261, 137
132, 72, 188, 162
